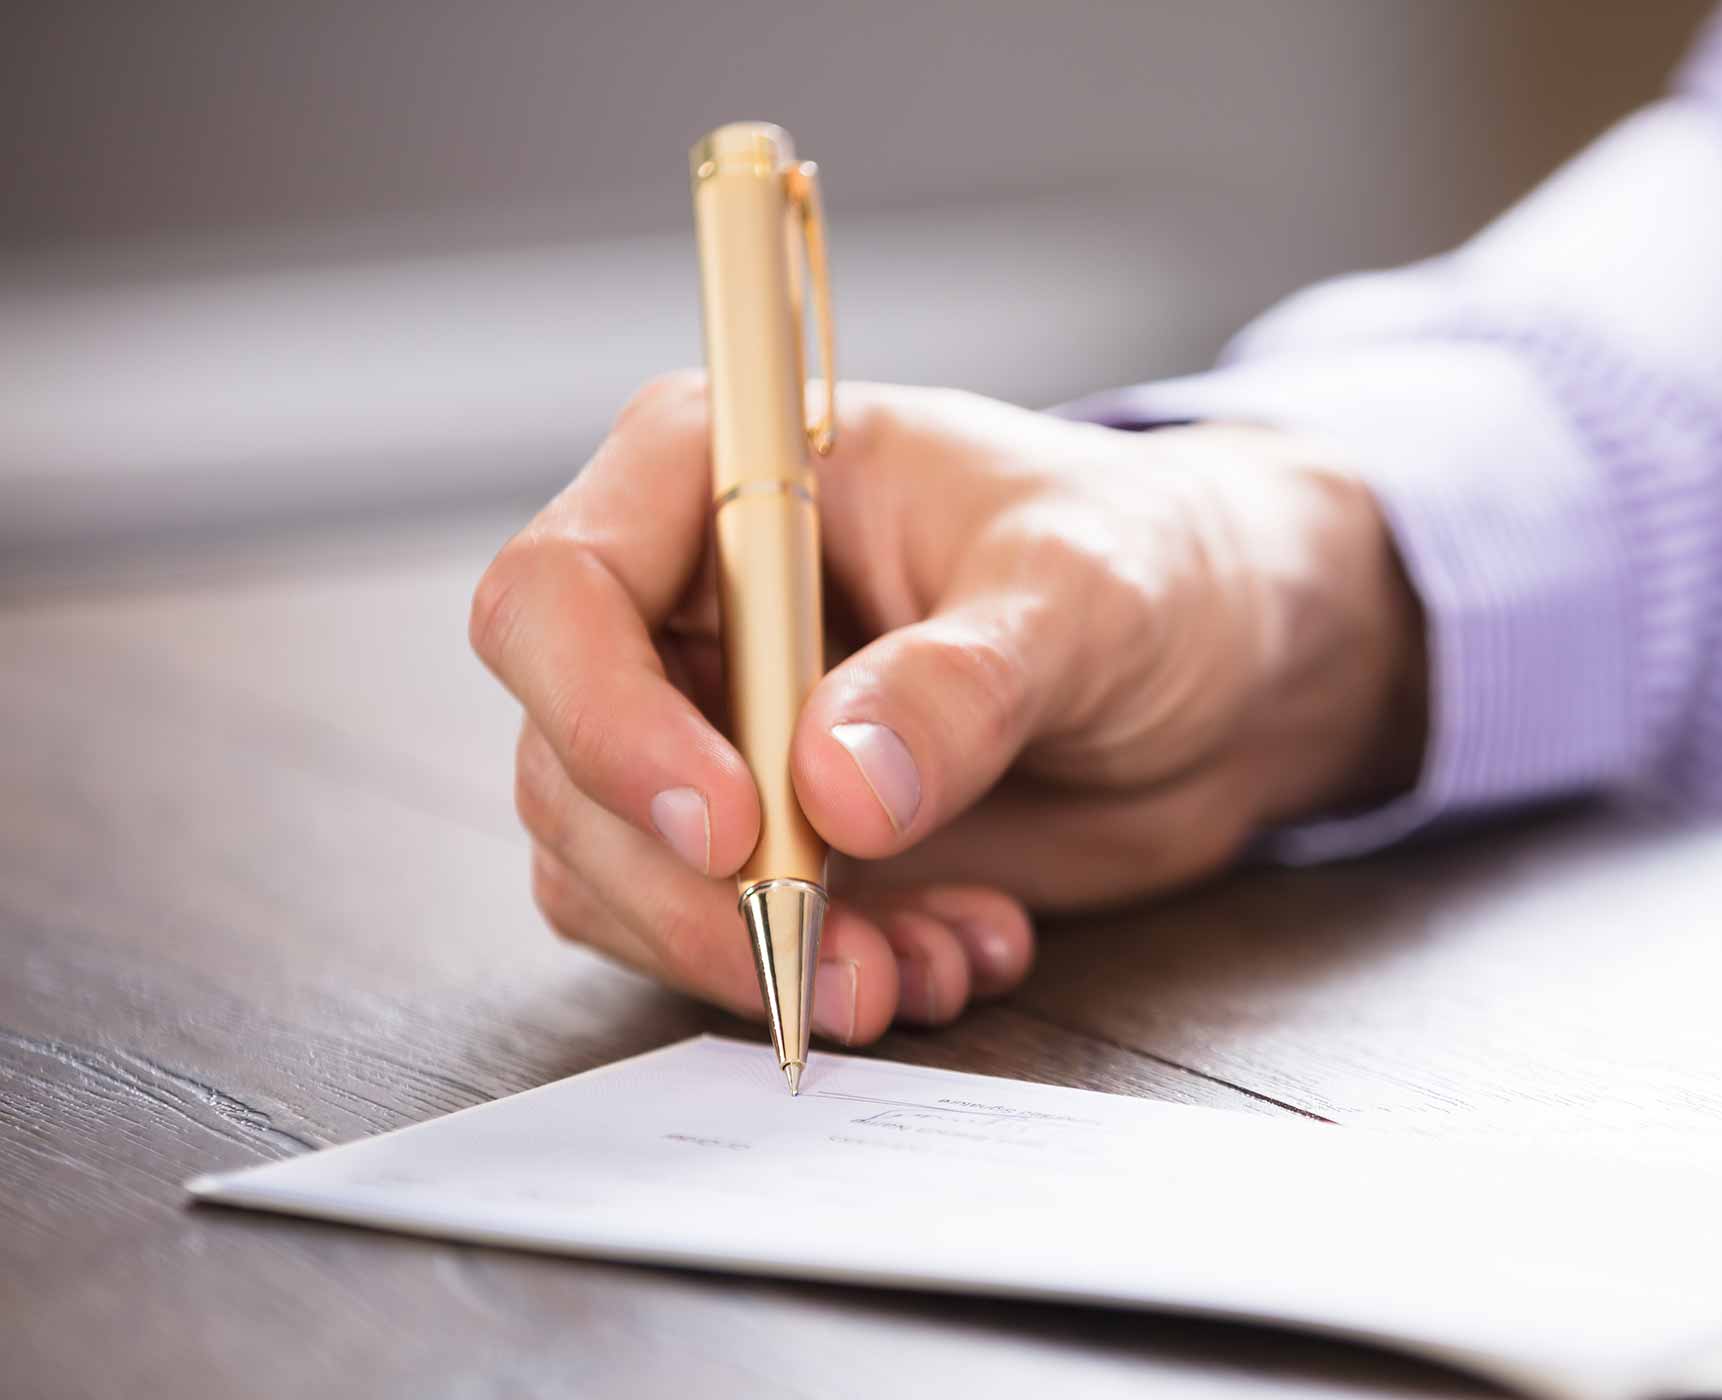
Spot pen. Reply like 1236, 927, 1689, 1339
690, 122, 837, 1096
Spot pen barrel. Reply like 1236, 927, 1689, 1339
714, 490, 827, 889
692, 122, 829, 893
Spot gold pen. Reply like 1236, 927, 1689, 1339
690, 122, 837, 1096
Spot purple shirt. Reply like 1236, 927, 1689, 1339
1064, 10, 1722, 859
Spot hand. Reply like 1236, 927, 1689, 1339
471, 374, 1425, 1044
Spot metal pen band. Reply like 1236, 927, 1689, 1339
713, 479, 816, 512
736, 876, 825, 911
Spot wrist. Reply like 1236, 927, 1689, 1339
1197, 426, 1429, 824
1309, 467, 1429, 812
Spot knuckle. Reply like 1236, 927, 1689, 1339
552, 689, 617, 788
828, 384, 894, 461
649, 896, 716, 990
529, 847, 566, 916
612, 369, 705, 436
924, 383, 991, 422
931, 629, 1030, 752
529, 848, 585, 939
469, 543, 532, 668
513, 735, 567, 850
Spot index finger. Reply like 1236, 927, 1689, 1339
470, 371, 761, 876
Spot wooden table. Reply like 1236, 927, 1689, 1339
6, 513, 1720, 1399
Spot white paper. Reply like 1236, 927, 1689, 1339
188, 1035, 1722, 1400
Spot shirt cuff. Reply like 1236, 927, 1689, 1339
1058, 343, 1635, 861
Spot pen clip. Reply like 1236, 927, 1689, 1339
785, 160, 836, 457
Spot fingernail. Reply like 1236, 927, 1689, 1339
812, 959, 858, 1044
649, 787, 710, 874
896, 955, 939, 1023
830, 722, 921, 833
960, 922, 1016, 982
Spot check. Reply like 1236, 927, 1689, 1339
189, 1035, 1722, 1400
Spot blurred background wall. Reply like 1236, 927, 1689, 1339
1, 0, 1711, 573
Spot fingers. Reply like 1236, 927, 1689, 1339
851, 884, 1037, 1019
471, 372, 759, 877
531, 829, 902, 1040
518, 721, 1035, 1035
886, 884, 1037, 1000
517, 718, 886, 1026
875, 909, 968, 1025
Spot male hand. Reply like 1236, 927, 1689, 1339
471, 375, 1425, 1044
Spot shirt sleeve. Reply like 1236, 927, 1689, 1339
1060, 14, 1722, 860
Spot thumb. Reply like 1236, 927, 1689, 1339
792, 598, 1060, 859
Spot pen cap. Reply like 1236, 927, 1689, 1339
691, 122, 824, 499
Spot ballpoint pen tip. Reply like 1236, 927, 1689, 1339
784, 1062, 802, 1096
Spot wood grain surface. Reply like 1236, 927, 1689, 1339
5, 515, 1717, 1399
